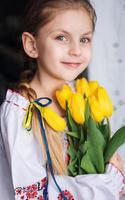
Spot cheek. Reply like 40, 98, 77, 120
83, 47, 92, 62
45, 44, 64, 61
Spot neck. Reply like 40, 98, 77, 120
30, 69, 65, 99
30, 68, 67, 117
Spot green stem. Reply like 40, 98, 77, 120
106, 118, 111, 137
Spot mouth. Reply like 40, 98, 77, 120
61, 62, 82, 69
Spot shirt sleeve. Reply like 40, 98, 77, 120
47, 163, 124, 200
0, 126, 15, 200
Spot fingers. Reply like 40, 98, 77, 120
110, 153, 123, 171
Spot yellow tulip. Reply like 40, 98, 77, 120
68, 93, 85, 124
41, 107, 66, 132
75, 78, 90, 97
89, 80, 99, 96
89, 95, 104, 122
97, 87, 113, 117
56, 84, 72, 110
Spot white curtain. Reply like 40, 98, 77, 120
89, 0, 125, 188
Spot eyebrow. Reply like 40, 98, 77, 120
50, 29, 93, 36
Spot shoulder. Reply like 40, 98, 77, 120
0, 89, 30, 146
1, 89, 29, 109
0, 89, 34, 162
0, 89, 29, 118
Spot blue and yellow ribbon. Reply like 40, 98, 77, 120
23, 97, 52, 131
23, 97, 67, 200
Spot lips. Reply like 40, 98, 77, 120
61, 62, 81, 69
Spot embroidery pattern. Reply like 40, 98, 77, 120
57, 190, 74, 200
15, 177, 48, 200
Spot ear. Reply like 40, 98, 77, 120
22, 32, 38, 58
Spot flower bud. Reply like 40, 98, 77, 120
89, 80, 99, 96
75, 78, 90, 97
41, 107, 66, 132
97, 87, 113, 117
56, 84, 72, 110
68, 93, 85, 124
89, 95, 104, 122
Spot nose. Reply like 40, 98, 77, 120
68, 41, 82, 57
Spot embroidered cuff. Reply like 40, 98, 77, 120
106, 163, 125, 192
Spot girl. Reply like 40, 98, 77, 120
0, 0, 124, 199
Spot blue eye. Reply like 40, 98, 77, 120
80, 37, 90, 43
56, 35, 67, 41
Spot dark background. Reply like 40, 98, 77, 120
0, 0, 27, 103
0, 0, 27, 80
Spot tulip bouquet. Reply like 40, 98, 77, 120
55, 78, 125, 176
24, 78, 125, 176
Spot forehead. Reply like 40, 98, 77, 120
39, 9, 93, 35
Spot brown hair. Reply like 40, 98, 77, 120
18, 0, 97, 175
24, 0, 96, 36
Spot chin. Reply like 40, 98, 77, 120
60, 73, 81, 82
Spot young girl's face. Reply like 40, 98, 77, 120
35, 9, 93, 82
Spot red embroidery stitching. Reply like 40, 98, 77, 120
8, 89, 29, 101
57, 190, 74, 200
15, 177, 48, 200
5, 100, 26, 111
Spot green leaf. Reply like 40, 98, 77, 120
81, 151, 97, 173
79, 125, 85, 144
67, 141, 78, 176
106, 118, 112, 137
76, 141, 87, 172
79, 141, 88, 155
87, 116, 105, 173
104, 126, 125, 163
78, 167, 86, 175
68, 156, 78, 176
98, 122, 110, 148
67, 131, 79, 139
84, 100, 90, 126
67, 142, 76, 160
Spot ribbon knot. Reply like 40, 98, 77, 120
23, 97, 52, 131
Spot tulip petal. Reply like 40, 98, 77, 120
41, 107, 66, 132
89, 96, 104, 122
89, 80, 99, 96
97, 87, 113, 117
68, 93, 85, 124
56, 84, 73, 110
75, 78, 90, 97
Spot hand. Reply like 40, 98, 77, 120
110, 153, 123, 172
